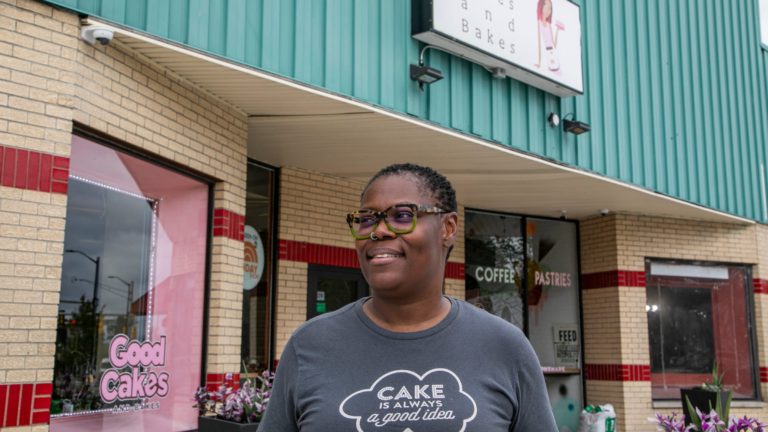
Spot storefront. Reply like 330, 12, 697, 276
1, 1, 768, 431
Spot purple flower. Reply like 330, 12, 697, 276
651, 411, 768, 432
193, 370, 276, 424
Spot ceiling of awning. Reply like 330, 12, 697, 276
94, 19, 751, 224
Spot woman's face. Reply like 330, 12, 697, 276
542, 0, 552, 19
355, 174, 456, 299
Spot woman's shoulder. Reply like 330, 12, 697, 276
289, 300, 361, 341
453, 298, 528, 342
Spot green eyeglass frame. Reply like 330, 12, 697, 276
345, 203, 448, 240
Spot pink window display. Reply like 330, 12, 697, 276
51, 135, 209, 431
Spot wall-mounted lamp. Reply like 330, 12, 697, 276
410, 64, 444, 89
410, 45, 447, 90
562, 113, 591, 135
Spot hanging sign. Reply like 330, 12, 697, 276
243, 225, 265, 290
412, 0, 584, 96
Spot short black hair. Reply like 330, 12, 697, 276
362, 163, 457, 212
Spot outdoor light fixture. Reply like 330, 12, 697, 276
410, 45, 446, 90
562, 113, 591, 135
410, 44, 509, 90
548, 113, 560, 127
410, 64, 444, 89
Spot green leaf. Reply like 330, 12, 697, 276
685, 395, 702, 430
720, 391, 732, 420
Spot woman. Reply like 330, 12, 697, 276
258, 163, 557, 431
535, 0, 565, 72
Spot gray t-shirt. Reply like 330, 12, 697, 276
258, 297, 558, 431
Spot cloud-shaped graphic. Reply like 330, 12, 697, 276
339, 368, 477, 432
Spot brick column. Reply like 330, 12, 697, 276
580, 215, 653, 431
0, 0, 78, 429
206, 205, 247, 378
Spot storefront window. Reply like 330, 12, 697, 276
242, 162, 276, 373
465, 210, 582, 431
465, 211, 524, 328
646, 260, 758, 400
51, 135, 209, 431
525, 218, 581, 432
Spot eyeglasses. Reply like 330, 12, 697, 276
346, 203, 448, 240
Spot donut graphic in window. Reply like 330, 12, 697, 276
243, 225, 265, 290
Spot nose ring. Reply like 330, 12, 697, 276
370, 232, 380, 241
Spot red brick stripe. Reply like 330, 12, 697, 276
754, 279, 768, 295
0, 385, 6, 427
18, 384, 32, 427
213, 208, 244, 241
0, 145, 69, 194
581, 270, 646, 289
444, 262, 465, 280
0, 383, 50, 428
31, 383, 51, 425
584, 363, 651, 381
760, 367, 768, 383
6, 384, 20, 428
279, 239, 464, 280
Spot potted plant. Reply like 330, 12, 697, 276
680, 363, 732, 426
194, 368, 274, 432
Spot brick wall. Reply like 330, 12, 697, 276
274, 167, 466, 357
0, 0, 249, 429
0, 0, 77, 429
581, 213, 766, 431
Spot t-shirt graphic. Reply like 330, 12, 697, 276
339, 368, 477, 432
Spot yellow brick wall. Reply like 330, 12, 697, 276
0, 0, 76, 409
274, 260, 308, 357
579, 215, 619, 274
586, 381, 653, 432
0, 188, 66, 386
757, 224, 768, 279
275, 167, 466, 357
1, 8, 249, 429
279, 167, 363, 248
614, 214, 757, 271
581, 287, 621, 364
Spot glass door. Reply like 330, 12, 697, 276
465, 210, 582, 432
307, 265, 368, 319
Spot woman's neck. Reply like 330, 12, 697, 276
363, 293, 451, 333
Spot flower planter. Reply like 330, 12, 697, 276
680, 388, 732, 425
198, 416, 260, 432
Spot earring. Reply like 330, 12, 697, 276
370, 232, 380, 241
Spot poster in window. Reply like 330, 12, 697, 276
552, 324, 580, 368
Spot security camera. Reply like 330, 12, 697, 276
81, 26, 114, 46
600, 209, 610, 216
